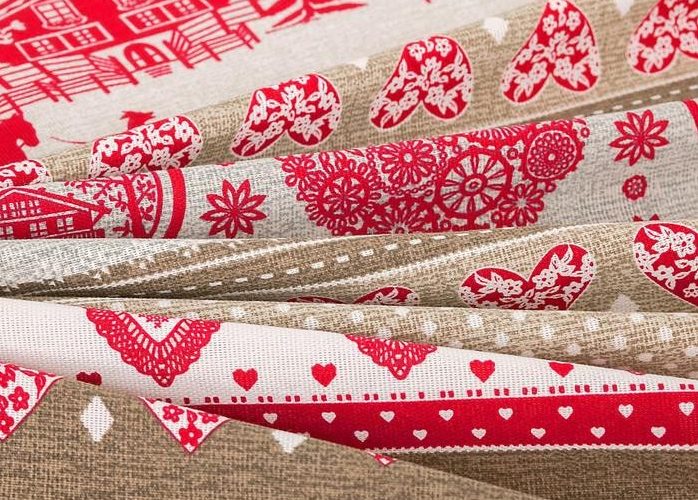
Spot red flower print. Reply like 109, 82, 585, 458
200, 412, 220, 424
370, 197, 439, 234
495, 183, 545, 226
0, 411, 14, 436
375, 140, 437, 187
623, 175, 648, 201
7, 386, 29, 412
279, 154, 317, 190
201, 179, 267, 238
143, 314, 169, 328
0, 365, 15, 389
162, 404, 185, 423
609, 110, 669, 166
178, 422, 203, 448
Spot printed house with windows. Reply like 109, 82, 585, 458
0, 187, 109, 238
0, 0, 260, 112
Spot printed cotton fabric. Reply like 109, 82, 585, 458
0, 0, 697, 498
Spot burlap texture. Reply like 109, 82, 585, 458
39, 297, 698, 379
38, 0, 698, 181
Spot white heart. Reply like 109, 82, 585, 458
558, 406, 573, 420
531, 428, 546, 439
354, 430, 369, 442
263, 413, 278, 424
413, 429, 427, 441
614, 0, 634, 16
590, 427, 606, 439
80, 396, 113, 443
498, 408, 513, 420
272, 430, 307, 453
439, 409, 454, 421
471, 428, 486, 440
380, 411, 395, 423
321, 412, 336, 423
482, 17, 508, 44
618, 404, 634, 418
651, 426, 666, 438
679, 402, 695, 416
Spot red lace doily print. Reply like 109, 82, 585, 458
346, 335, 437, 380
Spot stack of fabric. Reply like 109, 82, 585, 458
0, 0, 697, 497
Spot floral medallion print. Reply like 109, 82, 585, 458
230, 74, 342, 157
201, 179, 268, 238
370, 35, 473, 129
627, 0, 698, 74
0, 362, 60, 442
634, 223, 698, 307
459, 244, 596, 310
345, 335, 437, 380
609, 109, 670, 166
501, 0, 601, 103
623, 174, 648, 201
89, 116, 203, 178
289, 286, 419, 305
142, 398, 228, 454
278, 118, 588, 235
0, 160, 52, 188
86, 308, 221, 387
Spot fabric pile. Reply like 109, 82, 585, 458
0, 0, 697, 498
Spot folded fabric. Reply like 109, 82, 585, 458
0, 297, 696, 499
40, 297, 698, 379
0, 362, 526, 499
2, 221, 697, 313
2, 100, 696, 241
25, 0, 698, 181
1, 0, 514, 161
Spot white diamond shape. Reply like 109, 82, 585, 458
81, 396, 113, 443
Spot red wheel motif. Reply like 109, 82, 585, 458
522, 124, 584, 182
434, 147, 513, 219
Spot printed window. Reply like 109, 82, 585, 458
0, 225, 13, 238
32, 0, 86, 29
169, 0, 207, 16
56, 217, 75, 232
29, 221, 49, 237
63, 25, 110, 48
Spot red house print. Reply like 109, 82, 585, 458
0, 186, 109, 238
0, 0, 262, 115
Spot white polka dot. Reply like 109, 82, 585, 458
304, 316, 319, 330
275, 303, 291, 313
637, 352, 653, 362
422, 320, 438, 337
663, 362, 677, 370
376, 327, 391, 339
495, 332, 509, 347
393, 307, 410, 318
185, 311, 200, 319
630, 313, 645, 324
520, 350, 534, 357
468, 313, 483, 328
511, 311, 527, 322
657, 325, 673, 343
228, 307, 246, 319
350, 310, 364, 324
566, 343, 582, 356
591, 358, 607, 365
612, 335, 627, 351
685, 346, 698, 358
688, 371, 698, 379
109, 302, 125, 311
584, 317, 600, 332
447, 340, 464, 349
157, 300, 172, 308
539, 324, 555, 341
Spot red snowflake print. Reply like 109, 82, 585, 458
609, 109, 670, 166
201, 180, 268, 238
523, 123, 585, 181
376, 140, 438, 187
623, 175, 648, 201
346, 335, 437, 380
370, 197, 439, 234
494, 182, 545, 227
279, 154, 317, 190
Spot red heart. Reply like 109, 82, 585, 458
501, 0, 600, 103
370, 35, 473, 129
86, 308, 220, 387
230, 74, 341, 157
469, 359, 495, 382
311, 363, 337, 387
459, 244, 596, 310
628, 0, 698, 74
232, 368, 258, 391
634, 223, 698, 308
76, 371, 102, 386
549, 362, 574, 378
